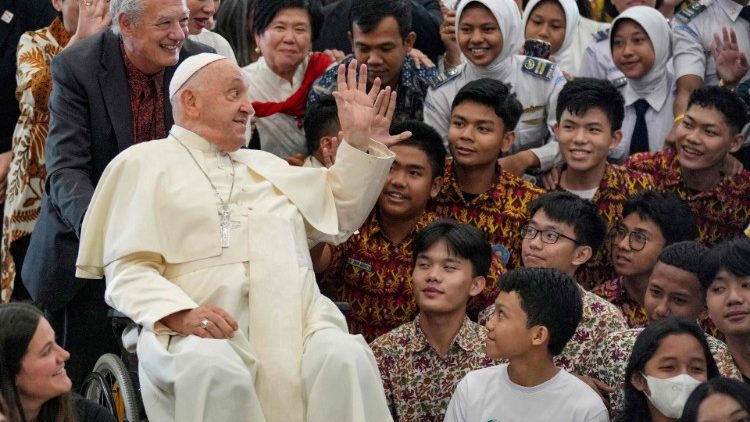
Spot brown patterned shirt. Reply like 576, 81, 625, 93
121, 44, 166, 143
370, 316, 495, 422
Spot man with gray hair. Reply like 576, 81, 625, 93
76, 54, 395, 421
22, 0, 213, 389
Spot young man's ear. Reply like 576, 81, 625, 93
404, 32, 417, 51
571, 245, 593, 267
429, 176, 443, 199
469, 276, 486, 297
530, 325, 549, 348
609, 129, 624, 150
729, 133, 744, 153
500, 131, 516, 153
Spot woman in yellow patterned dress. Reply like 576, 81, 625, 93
1, 0, 109, 302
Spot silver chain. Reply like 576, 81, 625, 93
172, 132, 235, 210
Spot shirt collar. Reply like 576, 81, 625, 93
717, 0, 746, 21
406, 315, 481, 354
622, 79, 670, 112
169, 125, 224, 154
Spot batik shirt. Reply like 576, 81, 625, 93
308, 54, 443, 123
558, 164, 654, 290
592, 276, 648, 329
588, 327, 741, 416
478, 288, 627, 376
431, 160, 544, 316
626, 149, 750, 246
321, 209, 437, 342
370, 316, 495, 422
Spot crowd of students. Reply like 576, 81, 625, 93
1, 0, 750, 420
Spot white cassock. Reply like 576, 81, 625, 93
76, 125, 395, 422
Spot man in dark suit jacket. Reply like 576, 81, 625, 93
23, 0, 214, 390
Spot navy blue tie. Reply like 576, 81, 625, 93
630, 99, 650, 155
740, 6, 750, 22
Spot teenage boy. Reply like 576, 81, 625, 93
370, 220, 496, 422
703, 237, 750, 382
479, 192, 627, 377
308, 0, 441, 122
553, 78, 654, 289
592, 191, 698, 329
626, 86, 750, 246
444, 268, 609, 422
317, 121, 446, 341
589, 241, 741, 415
432, 78, 544, 316
302, 95, 340, 168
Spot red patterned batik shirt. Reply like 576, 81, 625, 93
592, 276, 648, 329
558, 164, 654, 290
626, 150, 750, 246
370, 316, 495, 422
321, 210, 437, 342
431, 160, 544, 316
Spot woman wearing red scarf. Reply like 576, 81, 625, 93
243, 0, 335, 159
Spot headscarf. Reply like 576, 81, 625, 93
609, 6, 671, 98
522, 0, 580, 73
456, 0, 524, 81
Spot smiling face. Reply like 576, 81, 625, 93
674, 105, 743, 172
351, 16, 414, 88
521, 209, 588, 276
186, 0, 219, 34
255, 7, 311, 80
458, 3, 504, 67
378, 144, 442, 223
696, 393, 750, 422
706, 270, 750, 338
186, 60, 254, 152
556, 107, 621, 174
412, 239, 485, 317
448, 100, 514, 169
525, 0, 566, 54
612, 20, 655, 80
611, 213, 665, 279
15, 318, 72, 408
120, 0, 189, 75
644, 261, 705, 322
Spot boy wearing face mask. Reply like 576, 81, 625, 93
588, 241, 741, 417
625, 86, 750, 246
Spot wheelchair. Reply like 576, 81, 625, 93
81, 301, 352, 422
81, 310, 144, 422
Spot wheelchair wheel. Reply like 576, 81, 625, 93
82, 353, 140, 422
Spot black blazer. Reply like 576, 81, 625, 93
23, 30, 214, 312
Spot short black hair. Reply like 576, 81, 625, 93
619, 317, 720, 422
303, 95, 340, 155
682, 378, 750, 422
698, 237, 750, 291
350, 0, 412, 40
622, 191, 697, 245
413, 220, 492, 277
657, 241, 708, 279
528, 191, 608, 254
451, 78, 523, 131
687, 86, 749, 136
390, 120, 447, 179
556, 77, 625, 131
498, 268, 583, 356
252, 0, 321, 39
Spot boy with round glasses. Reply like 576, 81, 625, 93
592, 191, 699, 330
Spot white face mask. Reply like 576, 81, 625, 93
642, 373, 703, 419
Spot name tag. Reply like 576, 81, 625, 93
493, 244, 511, 266
1, 10, 13, 24
347, 258, 372, 272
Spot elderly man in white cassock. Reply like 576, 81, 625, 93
74, 52, 397, 422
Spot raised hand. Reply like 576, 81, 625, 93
371, 86, 412, 147
711, 26, 749, 86
332, 59, 381, 151
69, 0, 111, 46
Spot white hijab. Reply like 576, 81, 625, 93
609, 6, 671, 98
456, 0, 524, 81
522, 0, 580, 73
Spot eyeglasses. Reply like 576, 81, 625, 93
611, 225, 649, 251
521, 225, 580, 245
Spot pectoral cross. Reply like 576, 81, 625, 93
220, 207, 240, 248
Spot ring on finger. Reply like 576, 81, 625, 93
199, 318, 209, 329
